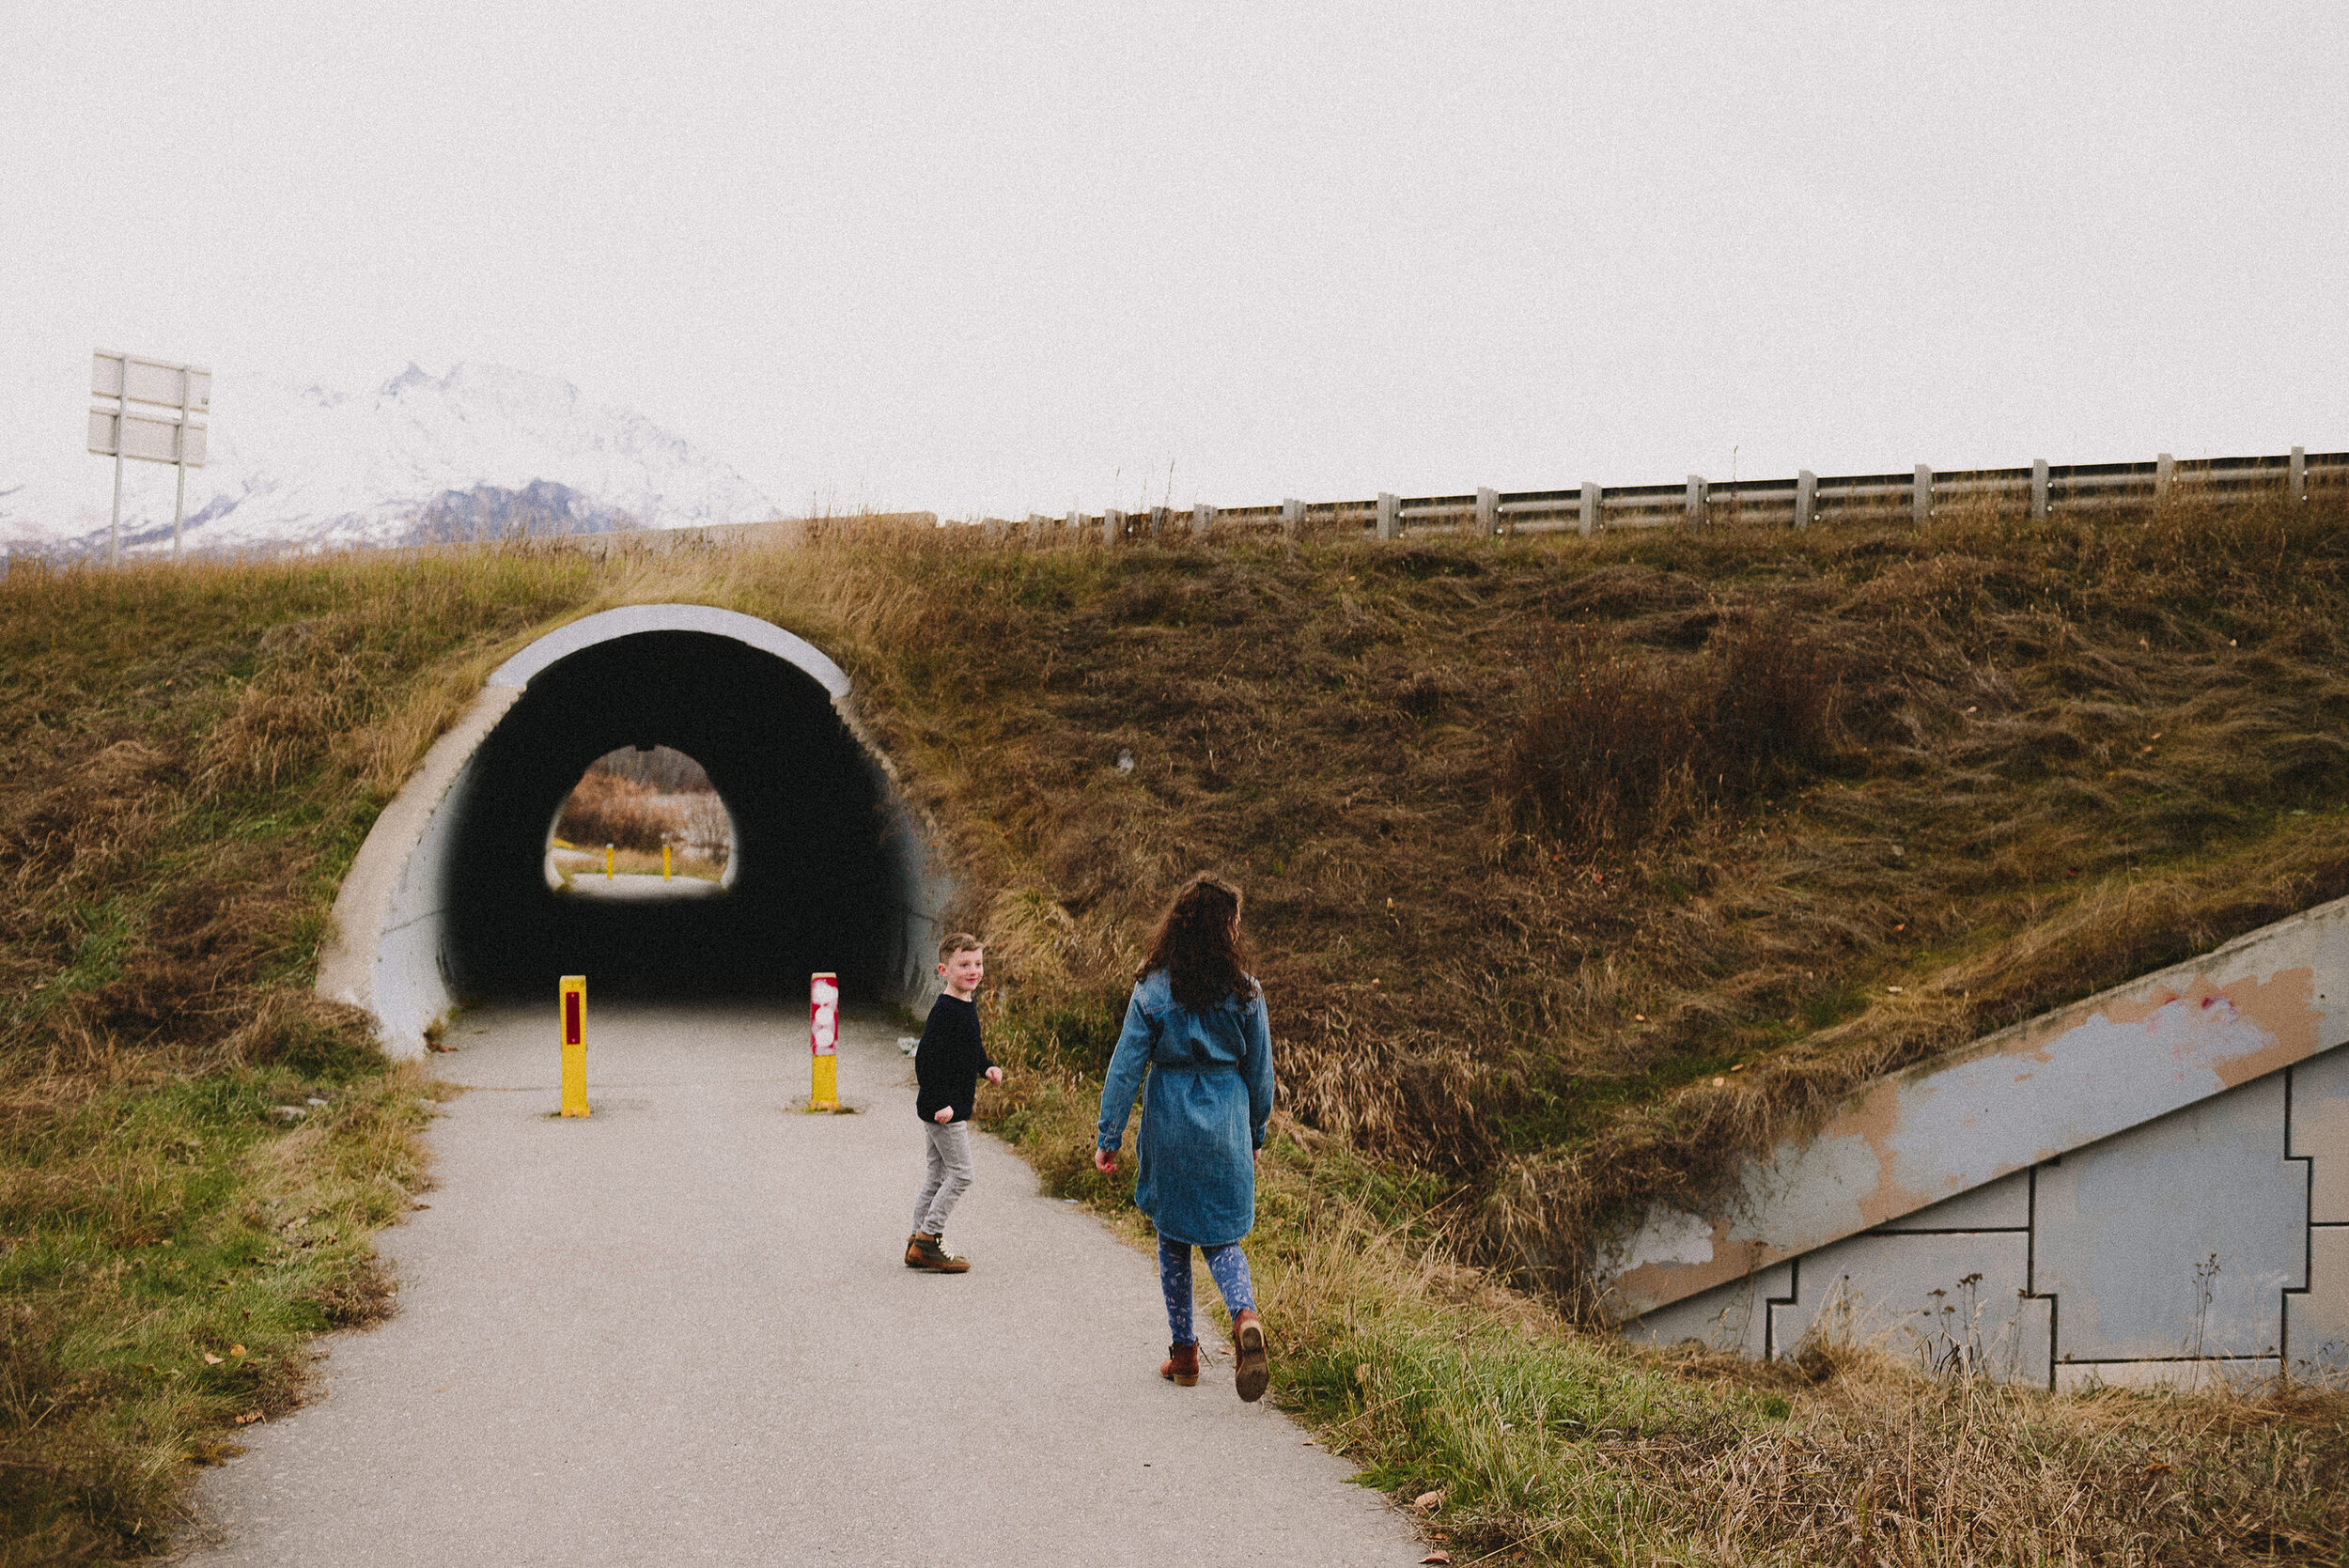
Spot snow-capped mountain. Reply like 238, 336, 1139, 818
0, 362, 778, 556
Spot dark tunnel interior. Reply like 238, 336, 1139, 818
443, 630, 908, 1003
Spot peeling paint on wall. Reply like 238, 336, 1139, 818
1629, 1045, 2349, 1387
1601, 894, 2349, 1322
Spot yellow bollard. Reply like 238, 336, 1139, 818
662, 843, 672, 880
810, 971, 839, 1110
604, 843, 614, 879
559, 975, 590, 1117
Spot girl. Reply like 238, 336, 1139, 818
1095, 873, 1276, 1400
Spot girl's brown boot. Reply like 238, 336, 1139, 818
1232, 1310, 1269, 1402
1159, 1341, 1200, 1386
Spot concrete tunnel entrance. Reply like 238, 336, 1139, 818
447, 629, 892, 1001
317, 605, 950, 1054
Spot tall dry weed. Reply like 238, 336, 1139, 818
554, 767, 681, 851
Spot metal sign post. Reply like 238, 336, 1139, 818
87, 350, 210, 563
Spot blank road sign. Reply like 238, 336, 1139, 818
87, 408, 207, 467
92, 351, 210, 411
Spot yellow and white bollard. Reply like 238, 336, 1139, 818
662, 843, 672, 880
559, 974, 591, 1117
604, 843, 614, 879
810, 971, 839, 1110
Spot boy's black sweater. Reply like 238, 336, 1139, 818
913, 993, 994, 1124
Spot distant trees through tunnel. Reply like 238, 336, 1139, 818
550, 745, 734, 887
442, 629, 915, 1004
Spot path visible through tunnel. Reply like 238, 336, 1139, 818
180, 1004, 1421, 1566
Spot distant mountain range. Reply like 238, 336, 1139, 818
0, 362, 778, 557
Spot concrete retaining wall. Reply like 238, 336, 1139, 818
1622, 899, 2349, 1387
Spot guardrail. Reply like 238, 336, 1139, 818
985, 445, 2347, 546
10, 446, 2339, 572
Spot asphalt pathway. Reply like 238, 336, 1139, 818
179, 1002, 1423, 1566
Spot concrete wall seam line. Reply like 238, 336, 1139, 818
485, 603, 851, 697
1599, 891, 2349, 1320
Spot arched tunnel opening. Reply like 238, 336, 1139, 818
441, 629, 913, 1005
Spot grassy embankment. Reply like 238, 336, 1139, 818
0, 557, 598, 1563
8, 497, 2349, 1563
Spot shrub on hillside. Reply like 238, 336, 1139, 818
1501, 616, 1843, 848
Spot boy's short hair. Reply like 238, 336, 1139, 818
938, 932, 984, 963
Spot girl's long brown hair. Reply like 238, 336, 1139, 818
1137, 872, 1256, 1014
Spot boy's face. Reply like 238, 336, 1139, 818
938, 946, 984, 998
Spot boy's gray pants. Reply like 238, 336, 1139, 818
913, 1120, 974, 1237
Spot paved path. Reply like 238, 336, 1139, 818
550, 864, 723, 900
179, 1003, 1422, 1566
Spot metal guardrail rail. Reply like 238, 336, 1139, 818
985, 445, 2346, 546
10, 447, 2339, 569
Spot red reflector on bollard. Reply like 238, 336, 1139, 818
564, 992, 582, 1046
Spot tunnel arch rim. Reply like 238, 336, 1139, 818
320, 601, 947, 1058
487, 603, 850, 698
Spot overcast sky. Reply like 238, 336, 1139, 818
5, 2, 2343, 520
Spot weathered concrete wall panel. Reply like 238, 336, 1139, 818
2296, 1041, 2349, 1223
1629, 1043, 2349, 1385
1766, 1233, 2043, 1383
2034, 1074, 2305, 1364
2290, 1227, 2349, 1374
1870, 1169, 2030, 1233
1622, 1263, 1788, 1358
1601, 895, 2349, 1321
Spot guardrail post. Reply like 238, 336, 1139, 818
1914, 464, 1932, 526
1148, 505, 1168, 538
1579, 481, 1599, 536
2031, 459, 2050, 520
1377, 491, 1400, 539
2292, 445, 2308, 502
1475, 487, 1499, 536
1796, 470, 1816, 530
1281, 497, 1303, 539
1685, 474, 1705, 528
2155, 453, 2174, 505
1191, 502, 1214, 536
1104, 507, 1126, 547
1066, 509, 1081, 538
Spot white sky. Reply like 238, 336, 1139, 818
4, 2, 2344, 520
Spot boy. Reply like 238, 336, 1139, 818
906, 933, 1002, 1273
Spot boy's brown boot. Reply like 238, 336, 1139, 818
905, 1233, 970, 1273
1232, 1309, 1269, 1403
1159, 1341, 1200, 1386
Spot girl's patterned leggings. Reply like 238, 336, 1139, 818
1159, 1234, 1256, 1346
